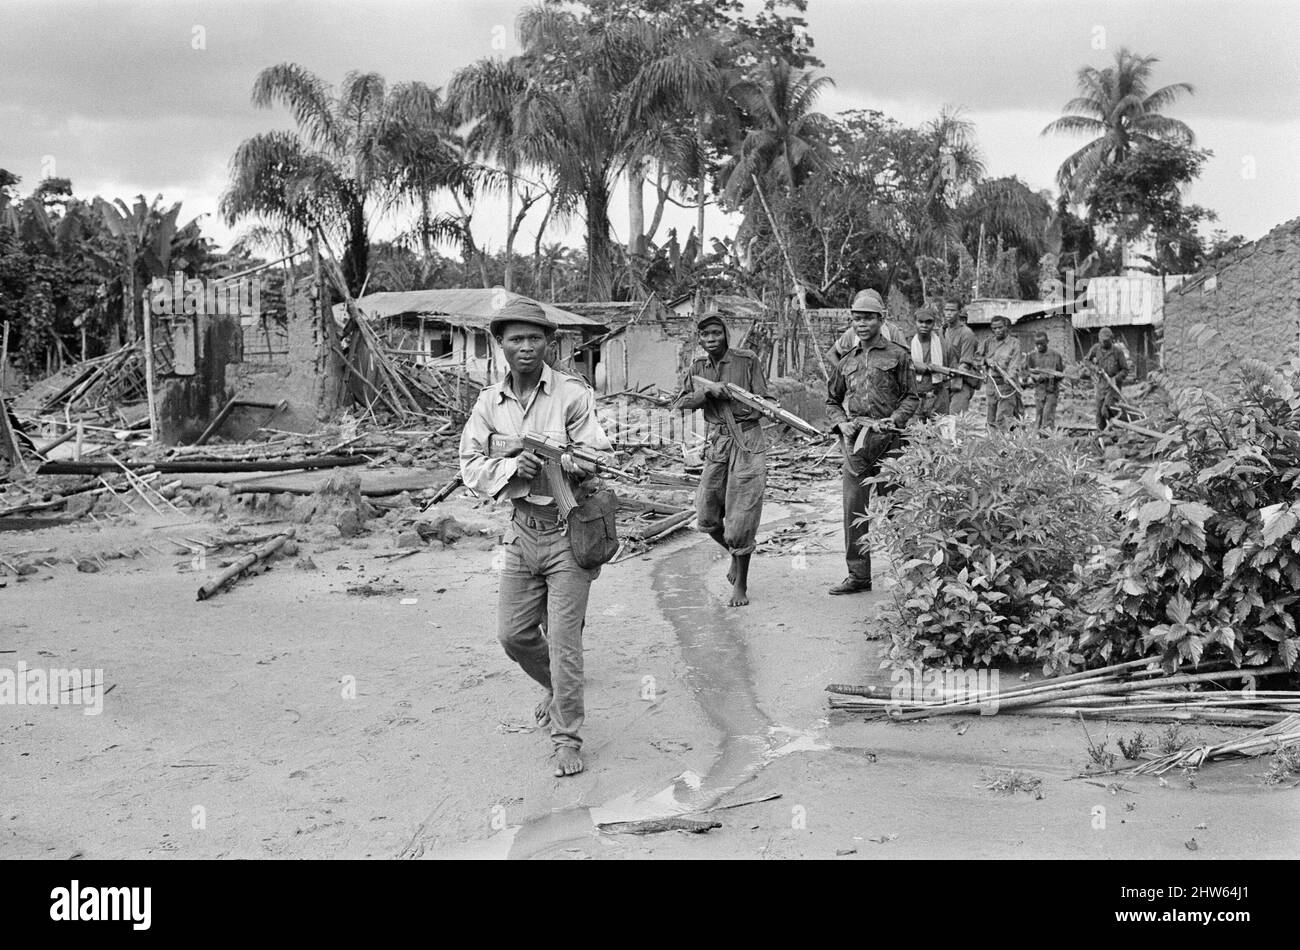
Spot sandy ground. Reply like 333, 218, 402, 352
2, 482, 1298, 860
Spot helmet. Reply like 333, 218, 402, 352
849, 289, 886, 314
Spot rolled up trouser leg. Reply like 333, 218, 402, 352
538, 524, 598, 750
721, 441, 765, 556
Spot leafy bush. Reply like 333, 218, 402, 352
872, 422, 1117, 671
1079, 359, 1300, 672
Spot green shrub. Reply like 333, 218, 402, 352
1079, 359, 1300, 672
871, 422, 1117, 671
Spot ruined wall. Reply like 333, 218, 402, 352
223, 280, 331, 439
1163, 218, 1300, 393
156, 312, 243, 444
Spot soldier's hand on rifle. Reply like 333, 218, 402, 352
560, 452, 596, 479
701, 379, 728, 399
832, 420, 858, 438
515, 451, 542, 481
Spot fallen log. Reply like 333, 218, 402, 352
196, 529, 296, 601
36, 454, 369, 476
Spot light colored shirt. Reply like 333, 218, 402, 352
458, 362, 612, 504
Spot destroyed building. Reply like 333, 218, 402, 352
1162, 216, 1300, 391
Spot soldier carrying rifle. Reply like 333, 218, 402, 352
825, 289, 919, 595
458, 299, 615, 778
673, 312, 770, 607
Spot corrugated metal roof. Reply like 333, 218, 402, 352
331, 288, 604, 329
965, 298, 1071, 325
1076, 275, 1164, 327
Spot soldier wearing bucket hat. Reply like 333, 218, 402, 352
459, 294, 612, 778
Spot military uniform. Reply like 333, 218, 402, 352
981, 334, 1023, 429
942, 321, 981, 412
1086, 343, 1129, 431
826, 335, 919, 587
1022, 347, 1065, 429
678, 346, 769, 556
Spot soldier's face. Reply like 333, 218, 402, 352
498, 323, 549, 374
1036, 338, 1047, 353
1101, 333, 1113, 349
943, 303, 959, 327
992, 322, 1008, 340
852, 311, 883, 340
699, 325, 726, 357
916, 316, 935, 338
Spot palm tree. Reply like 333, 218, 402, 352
623, 25, 736, 264
222, 64, 464, 296
448, 58, 539, 291
1042, 48, 1194, 204
723, 57, 833, 202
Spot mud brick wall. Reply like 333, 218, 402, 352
224, 280, 331, 438
1163, 218, 1300, 393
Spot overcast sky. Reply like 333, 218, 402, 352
3, 0, 1297, 257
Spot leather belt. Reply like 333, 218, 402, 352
512, 502, 563, 531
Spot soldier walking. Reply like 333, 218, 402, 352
825, 291, 919, 595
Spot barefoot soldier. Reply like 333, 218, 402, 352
826, 293, 919, 595
673, 313, 768, 607
458, 299, 613, 777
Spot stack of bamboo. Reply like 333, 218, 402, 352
1126, 714, 1300, 775
827, 658, 1298, 727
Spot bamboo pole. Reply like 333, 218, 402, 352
141, 293, 160, 440
890, 666, 1288, 721
196, 529, 295, 601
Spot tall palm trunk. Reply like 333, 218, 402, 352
695, 117, 706, 265
533, 195, 554, 292
504, 170, 515, 291
627, 155, 646, 257
341, 204, 369, 297
585, 178, 615, 301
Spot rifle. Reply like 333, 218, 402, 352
986, 360, 1026, 399
690, 375, 821, 437
420, 473, 464, 512
915, 362, 982, 382
487, 433, 635, 520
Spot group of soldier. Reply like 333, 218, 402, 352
456, 291, 1132, 777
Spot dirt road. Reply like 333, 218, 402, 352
2, 487, 1297, 860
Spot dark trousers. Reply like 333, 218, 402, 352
841, 430, 900, 582
1035, 387, 1058, 429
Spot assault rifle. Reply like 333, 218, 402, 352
913, 362, 982, 382
690, 376, 821, 437
487, 433, 635, 520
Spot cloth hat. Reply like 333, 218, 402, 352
990, 313, 1011, 326
696, 313, 728, 332
489, 296, 557, 336
849, 288, 886, 314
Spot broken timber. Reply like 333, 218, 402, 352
196, 529, 295, 601
36, 454, 369, 476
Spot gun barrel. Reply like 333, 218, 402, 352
691, 375, 821, 437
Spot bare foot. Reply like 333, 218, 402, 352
554, 746, 584, 777
534, 693, 552, 726
727, 556, 737, 585
728, 583, 750, 607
